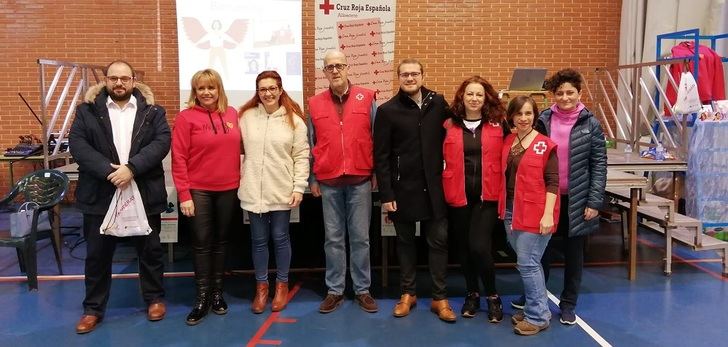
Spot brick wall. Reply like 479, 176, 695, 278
0, 0, 621, 195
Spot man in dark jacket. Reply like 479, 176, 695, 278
69, 60, 171, 334
373, 59, 455, 322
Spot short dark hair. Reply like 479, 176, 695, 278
544, 68, 583, 93
104, 60, 136, 78
506, 95, 539, 128
397, 58, 424, 75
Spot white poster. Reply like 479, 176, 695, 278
176, 0, 303, 109
314, 0, 396, 102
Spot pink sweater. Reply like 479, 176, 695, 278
549, 103, 585, 194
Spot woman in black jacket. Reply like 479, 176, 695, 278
511, 68, 607, 325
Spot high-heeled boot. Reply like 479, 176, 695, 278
271, 281, 289, 312
251, 281, 269, 314
186, 289, 211, 326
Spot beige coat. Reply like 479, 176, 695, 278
238, 104, 309, 213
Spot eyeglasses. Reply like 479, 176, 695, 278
399, 72, 421, 79
106, 76, 134, 84
323, 63, 348, 72
258, 86, 280, 94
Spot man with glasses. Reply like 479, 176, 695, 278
373, 59, 455, 322
308, 50, 378, 314
69, 60, 171, 334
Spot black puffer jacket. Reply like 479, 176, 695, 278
69, 83, 171, 215
536, 107, 607, 237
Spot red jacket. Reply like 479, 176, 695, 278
666, 42, 726, 110
171, 105, 241, 202
498, 133, 560, 234
442, 119, 504, 206
308, 86, 376, 180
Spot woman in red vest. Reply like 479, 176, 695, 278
442, 76, 508, 322
499, 95, 559, 336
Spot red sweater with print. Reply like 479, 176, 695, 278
172, 105, 241, 202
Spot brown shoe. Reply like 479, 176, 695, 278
392, 293, 417, 317
511, 310, 525, 325
147, 301, 166, 321
271, 281, 289, 312
75, 315, 100, 334
514, 319, 549, 336
430, 299, 456, 322
355, 293, 378, 313
252, 281, 269, 314
319, 294, 344, 313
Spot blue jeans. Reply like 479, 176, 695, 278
504, 208, 552, 325
320, 181, 372, 295
248, 210, 291, 283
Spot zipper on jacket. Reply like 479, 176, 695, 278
396, 155, 400, 181
259, 115, 270, 211
340, 120, 346, 174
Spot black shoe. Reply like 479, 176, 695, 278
510, 295, 525, 309
486, 295, 503, 323
211, 290, 228, 315
461, 292, 480, 318
186, 293, 211, 326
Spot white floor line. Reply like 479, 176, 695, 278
547, 291, 613, 347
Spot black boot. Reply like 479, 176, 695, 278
186, 291, 211, 326
211, 285, 228, 315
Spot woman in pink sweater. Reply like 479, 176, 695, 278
172, 69, 241, 325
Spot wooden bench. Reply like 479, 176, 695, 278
613, 201, 728, 276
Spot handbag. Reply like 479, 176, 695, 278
99, 180, 152, 237
9, 202, 51, 238
673, 71, 702, 115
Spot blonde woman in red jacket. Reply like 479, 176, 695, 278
499, 95, 559, 336
172, 69, 241, 325
442, 76, 509, 322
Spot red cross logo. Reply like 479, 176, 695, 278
319, 0, 335, 14
533, 141, 547, 155
356, 93, 364, 101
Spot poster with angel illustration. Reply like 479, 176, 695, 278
176, 0, 303, 108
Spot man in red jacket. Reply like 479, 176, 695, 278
308, 50, 378, 314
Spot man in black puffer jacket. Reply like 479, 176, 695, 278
69, 60, 171, 334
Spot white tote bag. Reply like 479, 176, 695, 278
100, 180, 152, 237
673, 71, 701, 115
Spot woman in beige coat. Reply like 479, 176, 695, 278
238, 70, 309, 314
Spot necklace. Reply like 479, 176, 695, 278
516, 128, 534, 148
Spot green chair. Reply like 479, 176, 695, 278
0, 169, 69, 290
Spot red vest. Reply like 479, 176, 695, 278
442, 119, 504, 206
498, 133, 560, 234
308, 86, 376, 180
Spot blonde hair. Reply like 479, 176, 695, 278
186, 69, 229, 113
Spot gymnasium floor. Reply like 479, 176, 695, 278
1, 208, 727, 347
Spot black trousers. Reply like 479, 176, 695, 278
449, 200, 499, 296
394, 217, 448, 300
541, 194, 585, 310
82, 213, 164, 318
189, 189, 238, 294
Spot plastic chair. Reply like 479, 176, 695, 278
0, 169, 69, 290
